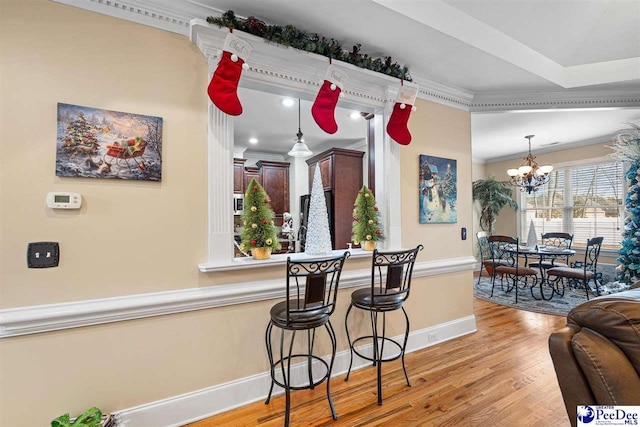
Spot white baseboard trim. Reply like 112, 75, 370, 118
113, 315, 477, 427
0, 256, 476, 338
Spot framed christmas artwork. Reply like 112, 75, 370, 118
56, 103, 163, 181
419, 155, 457, 224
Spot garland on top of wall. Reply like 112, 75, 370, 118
206, 10, 413, 82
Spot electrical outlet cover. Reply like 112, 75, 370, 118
27, 242, 60, 268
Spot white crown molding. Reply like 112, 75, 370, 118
51, 0, 197, 35
471, 88, 640, 113
0, 256, 476, 338
113, 314, 477, 427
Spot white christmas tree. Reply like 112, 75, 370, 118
305, 167, 333, 255
527, 219, 539, 249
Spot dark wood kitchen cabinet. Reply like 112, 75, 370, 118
243, 166, 261, 190
233, 158, 246, 194
306, 148, 364, 250
257, 160, 290, 216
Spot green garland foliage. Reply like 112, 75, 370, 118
240, 179, 281, 253
207, 10, 412, 81
352, 186, 384, 244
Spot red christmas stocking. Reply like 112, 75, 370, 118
207, 33, 252, 116
386, 84, 418, 145
311, 65, 348, 134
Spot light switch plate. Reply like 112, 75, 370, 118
27, 242, 60, 268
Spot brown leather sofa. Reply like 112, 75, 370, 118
549, 287, 640, 427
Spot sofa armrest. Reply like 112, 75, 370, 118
549, 324, 595, 427
572, 328, 640, 404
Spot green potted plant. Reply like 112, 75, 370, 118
240, 179, 281, 259
472, 174, 518, 234
352, 185, 384, 250
52, 407, 103, 427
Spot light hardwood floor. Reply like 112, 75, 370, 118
189, 298, 570, 426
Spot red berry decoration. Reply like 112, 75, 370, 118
376, 230, 381, 235
374, 206, 379, 211
265, 198, 270, 204
262, 218, 268, 224
250, 239, 257, 246
253, 185, 258, 191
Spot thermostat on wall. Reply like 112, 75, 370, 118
46, 192, 82, 209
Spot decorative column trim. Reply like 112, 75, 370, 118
0, 256, 476, 338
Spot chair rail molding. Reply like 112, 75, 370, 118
0, 256, 476, 338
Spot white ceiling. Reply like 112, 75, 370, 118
63, 0, 640, 162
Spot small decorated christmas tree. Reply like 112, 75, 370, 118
352, 185, 384, 250
240, 179, 281, 259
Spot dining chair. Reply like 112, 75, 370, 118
489, 235, 540, 303
528, 232, 574, 272
546, 237, 604, 300
344, 245, 423, 405
264, 252, 350, 427
476, 231, 491, 285
478, 232, 513, 286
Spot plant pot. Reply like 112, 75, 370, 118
362, 241, 377, 251
252, 247, 272, 260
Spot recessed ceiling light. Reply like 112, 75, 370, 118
282, 98, 295, 107
350, 112, 361, 120
249, 137, 258, 144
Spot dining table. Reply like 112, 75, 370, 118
506, 244, 576, 300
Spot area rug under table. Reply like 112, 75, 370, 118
473, 276, 628, 317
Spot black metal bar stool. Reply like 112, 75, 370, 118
264, 252, 349, 427
344, 245, 423, 405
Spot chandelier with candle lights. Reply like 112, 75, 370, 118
507, 135, 553, 194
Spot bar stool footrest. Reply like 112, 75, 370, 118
269, 354, 330, 391
351, 335, 404, 363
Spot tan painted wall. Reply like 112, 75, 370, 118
471, 162, 487, 260
485, 142, 617, 263
0, 1, 473, 425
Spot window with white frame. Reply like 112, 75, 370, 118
519, 159, 624, 250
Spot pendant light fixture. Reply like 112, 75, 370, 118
287, 99, 313, 158
506, 135, 554, 194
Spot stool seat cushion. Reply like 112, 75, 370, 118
547, 267, 595, 280
270, 299, 329, 328
495, 265, 538, 276
350, 288, 403, 310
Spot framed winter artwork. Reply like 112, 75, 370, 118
419, 154, 457, 224
56, 103, 163, 181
